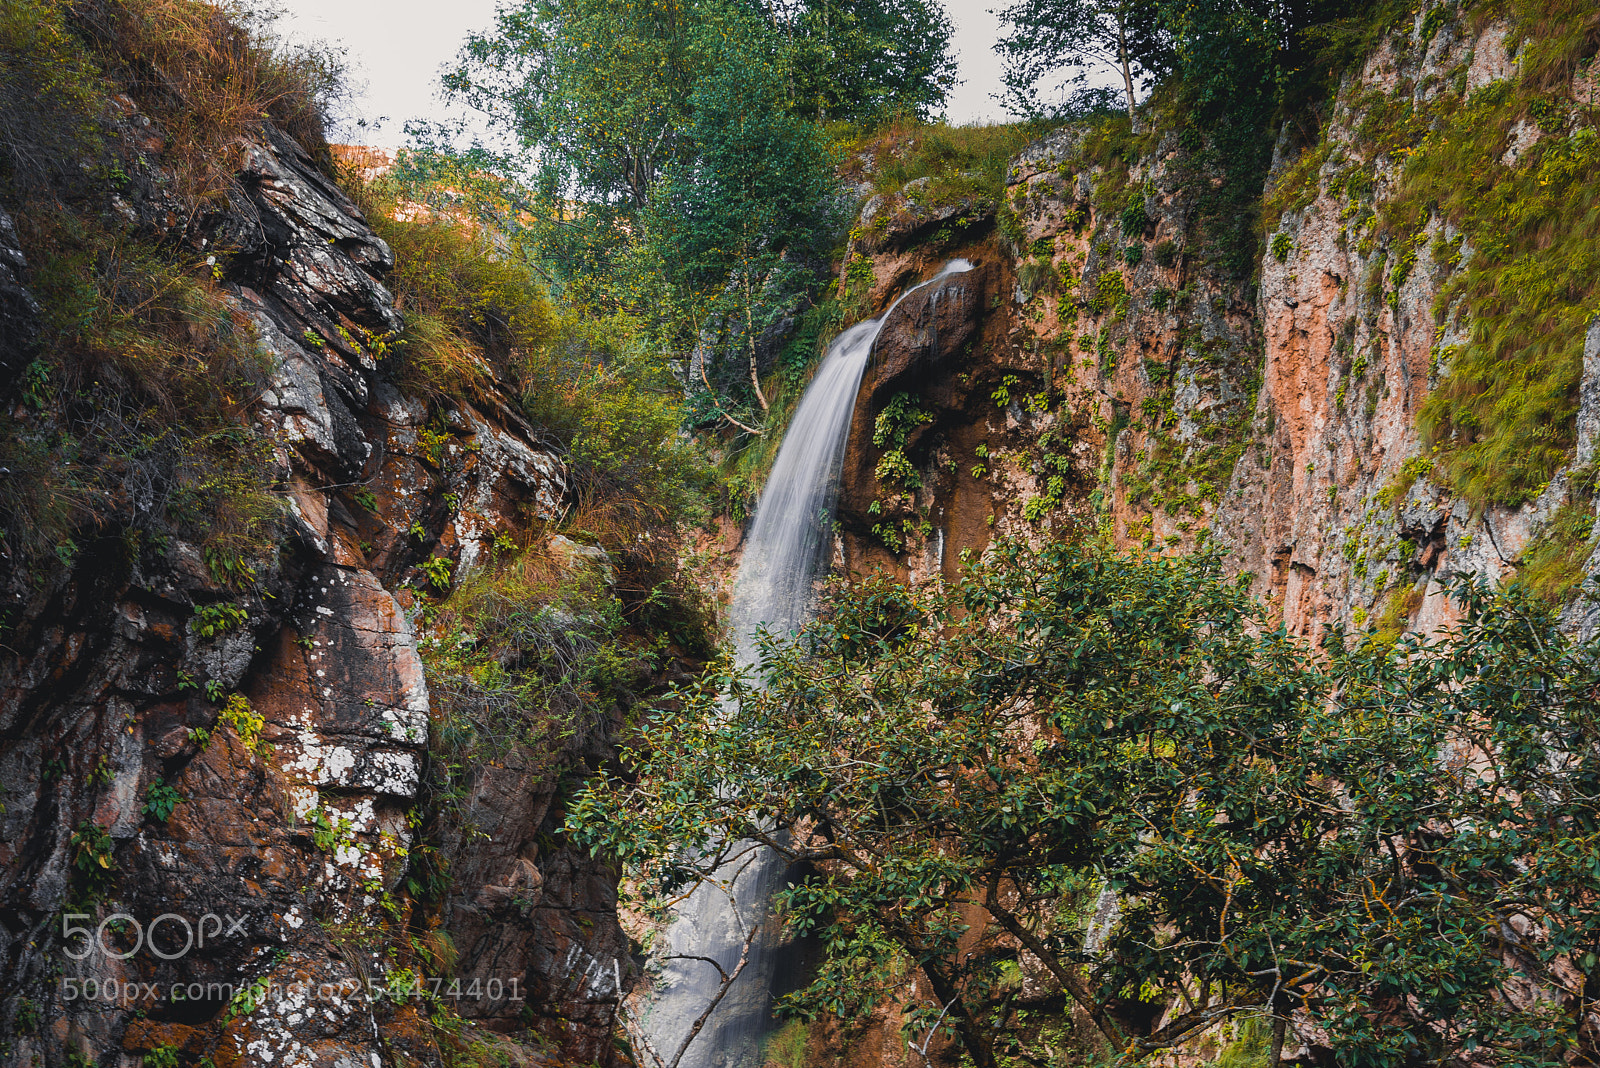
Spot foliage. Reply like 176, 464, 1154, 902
0, 0, 106, 192
837, 117, 1047, 209
143, 1044, 179, 1068
350, 173, 557, 402
573, 537, 1600, 1067
218, 693, 268, 756
0, 0, 344, 208
0, 0, 313, 574
2, 212, 282, 571
141, 777, 184, 822
995, 0, 1172, 117
1399, 78, 1600, 506
647, 5, 838, 424
419, 556, 454, 592
1518, 496, 1598, 606
870, 391, 934, 493
69, 820, 115, 894
422, 546, 629, 769
83, 0, 347, 201
777, 0, 956, 122
190, 602, 248, 639
422, 0, 954, 437
521, 312, 716, 556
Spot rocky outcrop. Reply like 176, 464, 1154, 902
838, 9, 1600, 648
0, 102, 630, 1068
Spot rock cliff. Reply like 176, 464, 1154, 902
841, 7, 1600, 649
0, 92, 636, 1068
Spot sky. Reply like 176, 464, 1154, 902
271, 0, 1013, 148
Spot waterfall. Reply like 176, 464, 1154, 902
638, 259, 972, 1068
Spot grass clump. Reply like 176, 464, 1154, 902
1518, 493, 1598, 606
81, 0, 346, 203
0, 0, 350, 578
761, 1020, 809, 1068
423, 547, 626, 766
349, 173, 558, 402
3, 210, 280, 573
836, 116, 1050, 208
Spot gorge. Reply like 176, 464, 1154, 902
3, 0, 1600, 1067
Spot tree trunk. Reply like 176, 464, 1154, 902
744, 272, 770, 410
1118, 14, 1135, 119
919, 958, 1001, 1068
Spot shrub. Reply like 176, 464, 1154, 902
80, 0, 347, 202
349, 172, 558, 401
520, 313, 714, 558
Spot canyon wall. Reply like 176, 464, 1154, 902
0, 100, 637, 1068
841, 8, 1600, 647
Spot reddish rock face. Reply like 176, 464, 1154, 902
831, 15, 1597, 650
836, 263, 990, 557
0, 96, 623, 1068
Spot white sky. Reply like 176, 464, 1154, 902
271, 0, 1011, 147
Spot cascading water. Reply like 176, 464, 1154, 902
639, 260, 973, 1068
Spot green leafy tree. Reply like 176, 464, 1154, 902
572, 538, 1600, 1067
648, 7, 836, 427
424, 0, 697, 305
766, 0, 957, 121
996, 0, 1375, 120
995, 0, 1173, 118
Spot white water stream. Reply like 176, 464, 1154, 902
638, 260, 973, 1068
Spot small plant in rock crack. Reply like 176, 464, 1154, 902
70, 821, 116, 892
87, 755, 114, 787
304, 804, 356, 852
353, 489, 379, 513
142, 777, 184, 822
218, 694, 269, 755
223, 976, 271, 1024
143, 1044, 179, 1068
190, 602, 247, 639
419, 556, 453, 591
